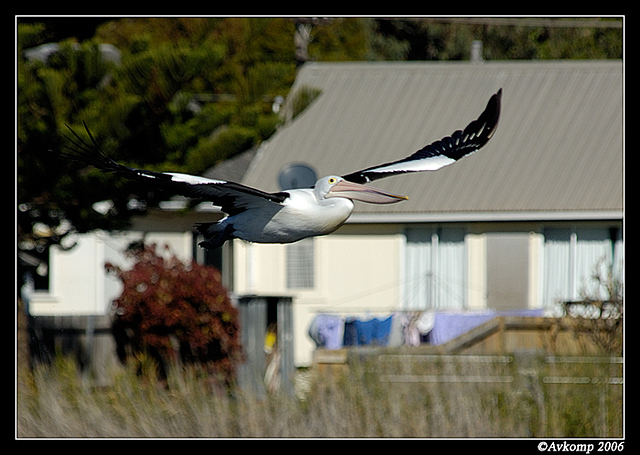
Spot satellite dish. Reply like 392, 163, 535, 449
278, 163, 318, 190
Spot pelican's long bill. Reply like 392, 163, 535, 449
326, 179, 408, 204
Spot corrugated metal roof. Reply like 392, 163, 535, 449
241, 61, 623, 218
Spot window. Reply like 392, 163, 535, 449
404, 227, 466, 310
286, 237, 315, 289
543, 226, 623, 309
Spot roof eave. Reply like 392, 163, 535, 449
347, 210, 623, 224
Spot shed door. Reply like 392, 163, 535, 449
238, 296, 294, 396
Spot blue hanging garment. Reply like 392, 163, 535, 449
345, 315, 394, 346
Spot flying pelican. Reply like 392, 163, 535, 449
63, 89, 501, 249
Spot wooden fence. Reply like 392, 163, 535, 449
311, 316, 624, 437
312, 316, 622, 369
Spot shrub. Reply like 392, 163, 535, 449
106, 243, 241, 384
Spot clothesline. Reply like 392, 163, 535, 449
308, 309, 545, 350
308, 312, 434, 350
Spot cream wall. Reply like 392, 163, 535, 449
232, 224, 404, 366
28, 230, 193, 316
528, 231, 545, 309
466, 232, 487, 310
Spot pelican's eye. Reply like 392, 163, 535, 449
327, 177, 338, 184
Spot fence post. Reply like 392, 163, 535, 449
513, 351, 547, 436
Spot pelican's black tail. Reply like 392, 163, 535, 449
196, 222, 236, 249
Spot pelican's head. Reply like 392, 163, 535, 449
315, 176, 408, 204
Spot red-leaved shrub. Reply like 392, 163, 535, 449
106, 243, 241, 384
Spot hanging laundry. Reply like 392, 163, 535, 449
428, 312, 496, 346
375, 315, 393, 346
428, 309, 544, 346
343, 315, 394, 347
342, 318, 357, 346
401, 312, 430, 347
308, 314, 345, 350
310, 309, 545, 351
387, 313, 406, 347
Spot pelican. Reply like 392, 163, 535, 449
64, 89, 501, 249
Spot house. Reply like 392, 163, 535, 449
232, 60, 623, 366
26, 60, 623, 369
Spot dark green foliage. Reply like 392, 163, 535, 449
17, 18, 300, 264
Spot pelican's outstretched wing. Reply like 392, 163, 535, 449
341, 89, 502, 184
62, 124, 289, 216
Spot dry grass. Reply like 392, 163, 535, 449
16, 356, 622, 438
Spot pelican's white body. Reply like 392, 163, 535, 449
193, 176, 405, 249
223, 187, 355, 244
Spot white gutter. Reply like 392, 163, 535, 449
347, 210, 623, 224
